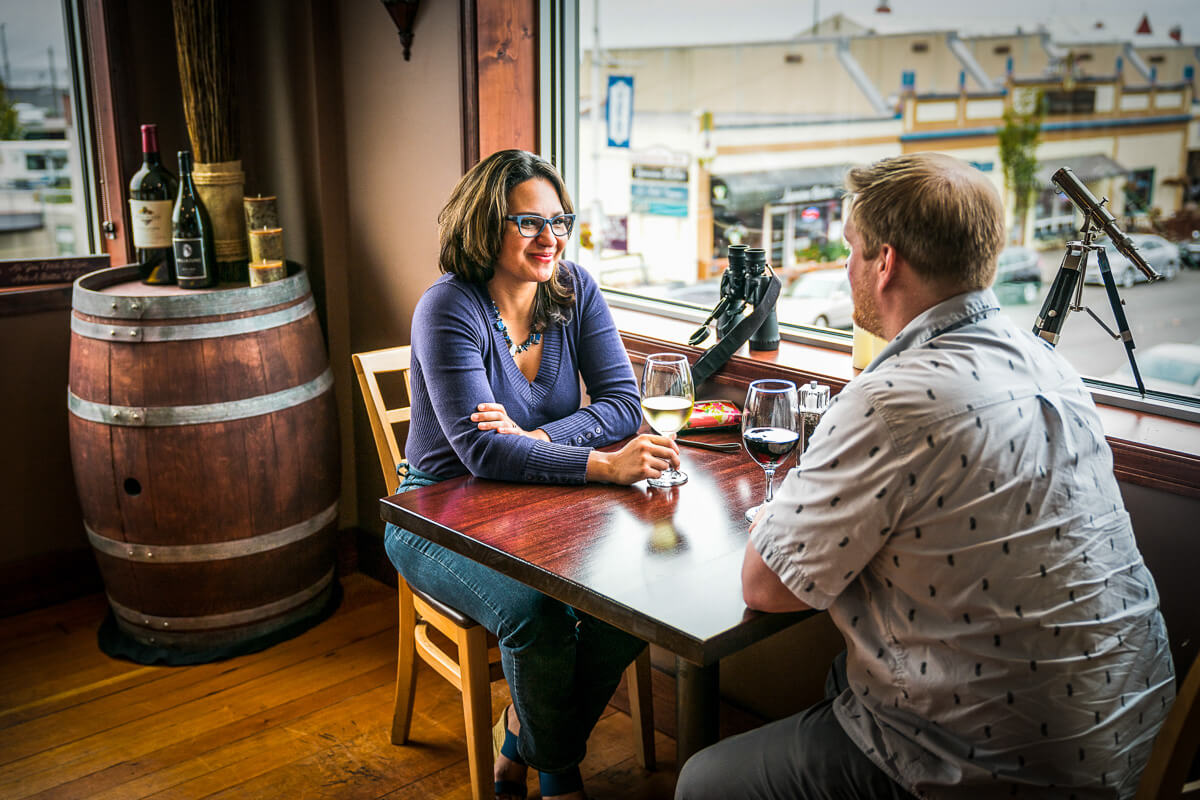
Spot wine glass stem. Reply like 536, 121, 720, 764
763, 467, 777, 505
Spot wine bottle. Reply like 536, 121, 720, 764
172, 150, 216, 290
128, 124, 177, 285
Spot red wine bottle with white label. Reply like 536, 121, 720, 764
171, 150, 216, 289
128, 124, 177, 285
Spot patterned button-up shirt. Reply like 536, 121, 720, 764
751, 289, 1174, 799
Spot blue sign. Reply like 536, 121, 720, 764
631, 183, 688, 217
606, 75, 634, 148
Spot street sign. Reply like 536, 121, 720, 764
606, 76, 634, 148
631, 164, 688, 217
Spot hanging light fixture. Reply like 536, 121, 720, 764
876, 0, 892, 13
381, 0, 421, 61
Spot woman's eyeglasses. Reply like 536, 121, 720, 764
505, 213, 576, 238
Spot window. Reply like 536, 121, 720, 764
1125, 168, 1155, 216
0, 0, 97, 273
566, 1, 1200, 406
1045, 88, 1096, 114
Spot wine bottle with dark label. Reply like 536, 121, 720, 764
172, 150, 216, 289
128, 124, 178, 285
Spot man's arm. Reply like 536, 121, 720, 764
742, 538, 811, 612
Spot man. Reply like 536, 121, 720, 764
675, 153, 1174, 799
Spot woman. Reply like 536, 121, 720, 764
384, 149, 680, 800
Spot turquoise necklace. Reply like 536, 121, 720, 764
490, 300, 541, 356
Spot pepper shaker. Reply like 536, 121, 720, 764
799, 380, 830, 453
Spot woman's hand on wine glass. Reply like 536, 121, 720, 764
586, 433, 680, 485
472, 402, 549, 441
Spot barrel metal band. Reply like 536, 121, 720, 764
71, 296, 315, 342
107, 568, 335, 631
72, 265, 309, 319
85, 502, 338, 563
68, 367, 333, 427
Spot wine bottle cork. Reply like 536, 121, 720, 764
248, 227, 285, 263
243, 195, 279, 231
249, 259, 286, 287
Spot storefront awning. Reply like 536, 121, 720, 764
1035, 154, 1128, 187
711, 164, 854, 216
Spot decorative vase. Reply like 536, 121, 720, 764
193, 159, 248, 282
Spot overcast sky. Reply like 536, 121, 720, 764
0, 1, 1194, 90
0, 1, 69, 88
582, 0, 1200, 48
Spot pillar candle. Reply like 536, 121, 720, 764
248, 227, 285, 264
243, 195, 279, 231
249, 259, 286, 287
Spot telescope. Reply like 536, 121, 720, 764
1032, 167, 1162, 396
1050, 167, 1159, 283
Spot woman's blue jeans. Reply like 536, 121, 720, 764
383, 467, 647, 775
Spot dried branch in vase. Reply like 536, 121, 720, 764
171, 0, 238, 164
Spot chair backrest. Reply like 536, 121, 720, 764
352, 346, 413, 496
1137, 648, 1200, 799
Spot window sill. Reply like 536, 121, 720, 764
610, 304, 1200, 499
0, 256, 109, 316
0, 283, 74, 316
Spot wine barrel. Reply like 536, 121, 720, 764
67, 265, 340, 658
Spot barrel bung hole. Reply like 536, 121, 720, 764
123, 478, 142, 496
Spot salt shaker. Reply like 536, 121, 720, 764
799, 380, 830, 453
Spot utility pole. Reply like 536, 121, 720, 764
48, 47, 57, 95
0, 24, 10, 85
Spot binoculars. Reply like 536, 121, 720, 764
716, 245, 779, 351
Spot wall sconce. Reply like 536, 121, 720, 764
381, 0, 420, 61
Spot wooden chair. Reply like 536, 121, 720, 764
1137, 649, 1200, 799
353, 345, 655, 800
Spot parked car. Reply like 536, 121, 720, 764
776, 269, 854, 329
1099, 342, 1200, 397
1178, 231, 1200, 269
1083, 233, 1180, 287
993, 245, 1042, 305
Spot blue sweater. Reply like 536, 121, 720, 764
406, 262, 642, 484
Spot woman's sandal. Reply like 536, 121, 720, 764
491, 704, 527, 799
538, 764, 584, 799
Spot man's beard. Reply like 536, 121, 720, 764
852, 277, 886, 339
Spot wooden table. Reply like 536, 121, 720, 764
378, 434, 814, 763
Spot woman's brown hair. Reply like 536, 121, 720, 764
438, 149, 576, 331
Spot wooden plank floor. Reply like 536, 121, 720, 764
0, 573, 679, 799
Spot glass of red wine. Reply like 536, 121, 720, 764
742, 379, 800, 522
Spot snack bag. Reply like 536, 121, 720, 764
681, 400, 742, 432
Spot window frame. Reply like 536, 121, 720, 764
541, 0, 1200, 425
0, 0, 131, 315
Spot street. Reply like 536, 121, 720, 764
1001, 253, 1200, 389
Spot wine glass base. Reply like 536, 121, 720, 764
745, 504, 763, 522
647, 470, 688, 488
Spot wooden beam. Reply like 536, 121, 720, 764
473, 0, 539, 161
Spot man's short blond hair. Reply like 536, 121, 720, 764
845, 153, 1005, 292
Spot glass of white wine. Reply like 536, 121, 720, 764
640, 353, 694, 488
